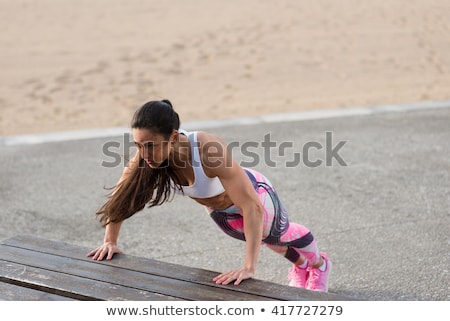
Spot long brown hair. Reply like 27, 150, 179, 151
96, 100, 184, 227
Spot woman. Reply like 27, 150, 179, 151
87, 99, 331, 292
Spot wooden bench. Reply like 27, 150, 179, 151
0, 235, 352, 301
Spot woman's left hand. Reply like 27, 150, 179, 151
213, 267, 255, 286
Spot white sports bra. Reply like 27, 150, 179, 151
174, 129, 225, 198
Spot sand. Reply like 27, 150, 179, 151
1, 0, 449, 136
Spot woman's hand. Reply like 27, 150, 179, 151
86, 242, 123, 261
213, 267, 255, 286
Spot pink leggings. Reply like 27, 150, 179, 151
206, 168, 321, 265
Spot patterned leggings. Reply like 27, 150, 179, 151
206, 168, 321, 265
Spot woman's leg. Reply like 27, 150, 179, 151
207, 168, 330, 291
244, 169, 321, 265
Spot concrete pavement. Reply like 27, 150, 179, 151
1, 103, 449, 300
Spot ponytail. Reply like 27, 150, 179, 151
96, 100, 183, 226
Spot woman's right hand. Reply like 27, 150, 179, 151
86, 242, 123, 261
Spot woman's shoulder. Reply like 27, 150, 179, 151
195, 131, 232, 172
196, 131, 227, 147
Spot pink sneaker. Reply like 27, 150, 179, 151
287, 264, 309, 288
306, 252, 331, 292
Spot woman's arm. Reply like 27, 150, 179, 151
87, 151, 140, 260
200, 132, 264, 285
213, 165, 264, 285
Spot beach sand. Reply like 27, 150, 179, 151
1, 0, 449, 136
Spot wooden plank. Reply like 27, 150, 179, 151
0, 280, 74, 301
0, 260, 178, 301
2, 235, 350, 301
3, 235, 228, 286
0, 245, 270, 301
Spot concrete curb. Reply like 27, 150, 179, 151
1, 100, 449, 147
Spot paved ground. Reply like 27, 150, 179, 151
1, 105, 449, 300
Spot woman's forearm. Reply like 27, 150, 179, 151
243, 204, 264, 271
103, 220, 123, 244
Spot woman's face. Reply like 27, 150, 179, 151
132, 128, 175, 168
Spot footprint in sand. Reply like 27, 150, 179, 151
137, 52, 158, 64
40, 95, 52, 104
22, 78, 40, 86
48, 86, 63, 94
32, 82, 46, 91
55, 70, 75, 85
81, 60, 110, 76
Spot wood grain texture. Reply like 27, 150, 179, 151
0, 235, 353, 301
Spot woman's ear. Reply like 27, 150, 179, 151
170, 130, 179, 143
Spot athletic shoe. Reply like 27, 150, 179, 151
287, 264, 309, 288
306, 252, 331, 292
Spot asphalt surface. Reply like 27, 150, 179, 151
1, 105, 449, 301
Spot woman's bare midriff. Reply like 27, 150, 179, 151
191, 191, 234, 210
